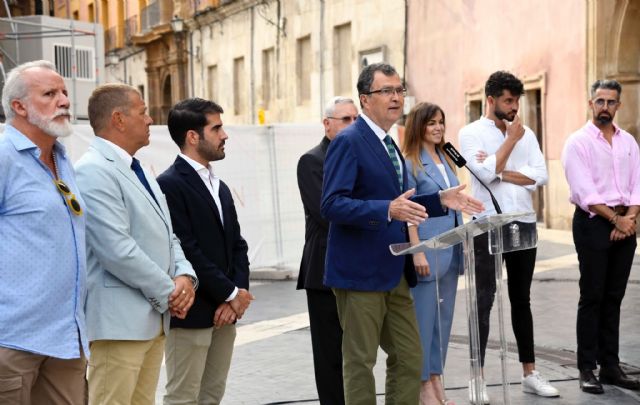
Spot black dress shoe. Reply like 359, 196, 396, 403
599, 365, 640, 390
579, 369, 604, 394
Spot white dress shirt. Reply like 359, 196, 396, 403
458, 117, 548, 217
179, 153, 238, 302
360, 112, 403, 179
101, 138, 133, 167
179, 153, 224, 226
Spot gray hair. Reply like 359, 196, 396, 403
2, 60, 59, 123
323, 96, 355, 118
590, 79, 622, 99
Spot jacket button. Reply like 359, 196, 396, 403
401, 225, 407, 233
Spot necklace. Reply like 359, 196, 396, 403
51, 150, 59, 179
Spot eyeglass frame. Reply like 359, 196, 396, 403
326, 115, 358, 124
362, 86, 407, 97
593, 98, 620, 108
54, 179, 83, 216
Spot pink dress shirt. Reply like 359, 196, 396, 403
561, 121, 640, 216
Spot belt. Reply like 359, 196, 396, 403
609, 205, 628, 215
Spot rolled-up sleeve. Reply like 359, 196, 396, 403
518, 132, 548, 191
458, 127, 499, 184
628, 137, 640, 206
561, 135, 603, 213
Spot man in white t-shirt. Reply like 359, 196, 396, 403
458, 71, 554, 403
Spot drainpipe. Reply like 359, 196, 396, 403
189, 28, 195, 96
199, 21, 205, 98
319, 0, 325, 119
250, 4, 256, 124
402, 0, 408, 87
66, 0, 77, 123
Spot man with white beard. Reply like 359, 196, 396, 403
0, 60, 88, 404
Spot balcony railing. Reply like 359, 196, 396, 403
105, 25, 116, 51
105, 25, 125, 51
140, 1, 158, 32
140, 0, 172, 33
125, 15, 138, 45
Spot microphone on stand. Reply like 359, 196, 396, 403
442, 142, 502, 214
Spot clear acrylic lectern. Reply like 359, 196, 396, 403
390, 212, 538, 405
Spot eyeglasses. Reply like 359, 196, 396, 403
54, 179, 83, 216
593, 98, 620, 108
364, 87, 407, 97
327, 115, 358, 124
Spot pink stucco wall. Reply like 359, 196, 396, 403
406, 0, 587, 160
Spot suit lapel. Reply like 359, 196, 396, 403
420, 148, 448, 190
175, 157, 224, 229
92, 138, 168, 225
220, 185, 234, 258
357, 119, 402, 193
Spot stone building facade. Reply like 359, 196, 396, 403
406, 0, 640, 230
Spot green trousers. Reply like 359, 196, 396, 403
334, 276, 422, 405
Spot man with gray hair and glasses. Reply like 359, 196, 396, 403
0, 60, 88, 403
563, 79, 640, 394
296, 96, 358, 404
321, 63, 483, 405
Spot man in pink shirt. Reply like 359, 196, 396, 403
562, 79, 640, 395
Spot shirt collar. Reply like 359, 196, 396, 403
585, 120, 621, 139
479, 116, 496, 127
179, 152, 214, 176
4, 124, 68, 157
360, 112, 388, 141
100, 138, 133, 167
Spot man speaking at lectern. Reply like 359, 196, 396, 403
321, 62, 483, 405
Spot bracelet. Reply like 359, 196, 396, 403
610, 213, 619, 225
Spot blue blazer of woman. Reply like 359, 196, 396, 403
406, 148, 464, 282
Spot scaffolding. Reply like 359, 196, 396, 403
0, 0, 101, 122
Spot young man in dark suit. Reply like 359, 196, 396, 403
321, 63, 483, 405
297, 96, 358, 404
157, 98, 254, 405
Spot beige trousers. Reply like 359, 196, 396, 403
0, 345, 87, 405
163, 325, 236, 405
88, 334, 165, 405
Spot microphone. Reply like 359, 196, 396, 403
442, 142, 502, 214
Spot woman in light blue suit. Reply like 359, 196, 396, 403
402, 102, 463, 405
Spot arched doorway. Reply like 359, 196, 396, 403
589, 0, 640, 137
160, 74, 172, 124
612, 0, 640, 138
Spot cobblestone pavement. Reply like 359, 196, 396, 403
155, 228, 640, 404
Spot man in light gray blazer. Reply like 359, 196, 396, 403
75, 83, 198, 405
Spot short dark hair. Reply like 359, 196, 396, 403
167, 98, 224, 149
590, 79, 622, 99
484, 71, 524, 99
357, 63, 399, 95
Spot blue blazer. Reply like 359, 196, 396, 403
320, 117, 446, 291
406, 148, 463, 282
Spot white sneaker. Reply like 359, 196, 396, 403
468, 378, 490, 404
522, 370, 560, 397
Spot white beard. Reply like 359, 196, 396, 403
27, 106, 74, 138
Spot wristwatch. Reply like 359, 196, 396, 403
496, 172, 503, 182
